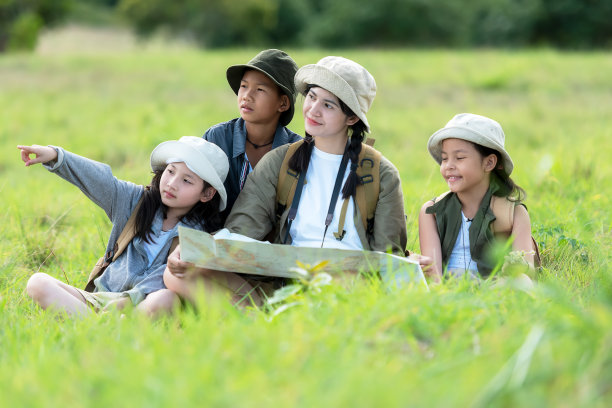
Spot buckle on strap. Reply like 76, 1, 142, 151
104, 243, 119, 264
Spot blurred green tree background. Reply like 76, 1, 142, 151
0, 0, 70, 51
2, 0, 611, 51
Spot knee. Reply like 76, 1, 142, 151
153, 289, 179, 310
138, 289, 179, 316
26, 272, 53, 301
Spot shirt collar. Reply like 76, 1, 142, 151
231, 118, 248, 159
231, 117, 293, 158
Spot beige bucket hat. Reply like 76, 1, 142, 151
150, 136, 229, 210
427, 113, 514, 175
294, 56, 376, 133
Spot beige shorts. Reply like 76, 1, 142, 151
75, 289, 130, 312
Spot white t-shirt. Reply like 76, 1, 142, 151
289, 147, 363, 250
143, 229, 173, 267
447, 212, 479, 277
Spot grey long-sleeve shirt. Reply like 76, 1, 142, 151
44, 147, 204, 304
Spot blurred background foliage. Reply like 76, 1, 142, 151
1, 0, 612, 52
0, 0, 70, 51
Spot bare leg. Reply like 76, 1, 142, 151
26, 272, 91, 316
136, 289, 180, 318
164, 266, 264, 308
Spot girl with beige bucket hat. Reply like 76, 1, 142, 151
418, 113, 537, 282
18, 137, 228, 317
165, 56, 430, 307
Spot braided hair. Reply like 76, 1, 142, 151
288, 85, 367, 201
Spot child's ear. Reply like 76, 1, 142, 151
484, 154, 498, 172
278, 95, 290, 113
200, 187, 217, 203
346, 115, 359, 126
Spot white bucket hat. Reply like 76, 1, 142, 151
150, 136, 229, 210
427, 113, 514, 175
294, 56, 376, 133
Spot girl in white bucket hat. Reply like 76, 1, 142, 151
18, 137, 228, 317
164, 57, 429, 307
418, 113, 538, 282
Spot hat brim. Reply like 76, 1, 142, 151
295, 64, 371, 133
226, 65, 295, 127
427, 126, 514, 175
150, 141, 227, 211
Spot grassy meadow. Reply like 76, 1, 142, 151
1, 38, 611, 406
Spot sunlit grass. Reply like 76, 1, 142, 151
1, 45, 610, 406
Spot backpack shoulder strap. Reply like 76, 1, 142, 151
432, 190, 451, 204
354, 143, 382, 234
489, 195, 515, 235
85, 196, 143, 291
490, 198, 542, 268
276, 140, 304, 209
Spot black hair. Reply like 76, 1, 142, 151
472, 143, 526, 202
134, 168, 223, 243
288, 85, 367, 201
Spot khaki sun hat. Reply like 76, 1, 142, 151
150, 136, 229, 210
226, 49, 299, 127
427, 113, 514, 175
294, 56, 376, 133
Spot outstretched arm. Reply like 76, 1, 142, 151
17, 145, 57, 166
418, 201, 443, 282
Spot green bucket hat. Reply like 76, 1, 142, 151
226, 49, 298, 127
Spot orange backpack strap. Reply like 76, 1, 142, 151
85, 196, 143, 292
489, 195, 515, 235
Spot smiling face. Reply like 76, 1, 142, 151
302, 86, 358, 144
439, 138, 497, 195
237, 69, 289, 126
159, 162, 215, 218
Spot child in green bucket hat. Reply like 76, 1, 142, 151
202, 49, 302, 222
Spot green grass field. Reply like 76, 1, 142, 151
1, 42, 611, 406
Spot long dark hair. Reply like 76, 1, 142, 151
134, 168, 223, 243
473, 143, 526, 202
288, 84, 367, 201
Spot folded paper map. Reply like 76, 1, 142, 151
179, 226, 427, 289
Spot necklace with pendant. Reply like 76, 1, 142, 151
461, 212, 473, 272
246, 137, 273, 149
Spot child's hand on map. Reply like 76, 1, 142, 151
166, 245, 195, 278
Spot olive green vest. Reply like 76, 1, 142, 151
426, 187, 499, 277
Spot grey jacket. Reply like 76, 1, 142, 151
44, 147, 204, 304
225, 143, 407, 254
203, 118, 302, 222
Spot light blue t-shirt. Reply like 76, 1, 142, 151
143, 229, 173, 267
447, 212, 479, 278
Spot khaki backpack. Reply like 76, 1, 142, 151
275, 139, 381, 240
84, 197, 179, 292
